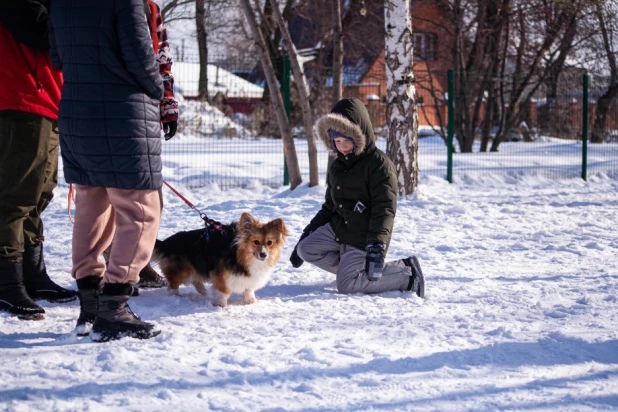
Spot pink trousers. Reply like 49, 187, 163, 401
71, 185, 162, 284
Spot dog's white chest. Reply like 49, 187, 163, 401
227, 259, 273, 293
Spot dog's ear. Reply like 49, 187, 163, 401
239, 212, 257, 232
267, 218, 288, 237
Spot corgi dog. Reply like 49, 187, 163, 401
151, 212, 288, 307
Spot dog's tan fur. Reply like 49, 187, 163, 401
152, 212, 287, 307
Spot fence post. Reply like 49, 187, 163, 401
447, 69, 454, 183
283, 55, 291, 186
581, 74, 588, 181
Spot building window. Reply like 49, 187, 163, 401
414, 32, 437, 61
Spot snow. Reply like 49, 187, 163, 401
176, 100, 257, 140
2, 136, 618, 410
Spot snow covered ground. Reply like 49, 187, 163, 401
1, 141, 618, 410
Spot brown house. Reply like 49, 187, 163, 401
341, 1, 453, 128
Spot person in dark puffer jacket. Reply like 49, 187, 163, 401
290, 98, 425, 298
103, 0, 179, 289
0, 0, 77, 322
49, 0, 166, 341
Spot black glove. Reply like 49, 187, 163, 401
365, 242, 385, 281
163, 120, 177, 140
289, 231, 310, 268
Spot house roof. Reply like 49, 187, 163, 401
173, 62, 264, 99
289, 0, 385, 69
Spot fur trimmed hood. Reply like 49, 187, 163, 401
315, 98, 376, 156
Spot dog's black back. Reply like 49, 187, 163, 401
154, 222, 246, 277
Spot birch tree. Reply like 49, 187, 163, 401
239, 0, 302, 189
268, 0, 319, 186
331, 0, 343, 106
385, 0, 418, 195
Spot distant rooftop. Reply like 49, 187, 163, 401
174, 62, 264, 99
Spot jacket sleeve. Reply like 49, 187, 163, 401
0, 0, 50, 50
114, 0, 163, 100
303, 172, 335, 233
154, 3, 179, 123
366, 157, 398, 247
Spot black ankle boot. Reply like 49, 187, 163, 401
23, 243, 77, 303
75, 276, 102, 336
404, 256, 425, 298
0, 255, 45, 320
90, 283, 161, 342
137, 263, 168, 289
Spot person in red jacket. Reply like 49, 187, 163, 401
0, 0, 77, 321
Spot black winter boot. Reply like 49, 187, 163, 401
23, 243, 77, 303
404, 256, 425, 298
0, 255, 45, 320
75, 276, 103, 336
90, 283, 161, 343
137, 263, 168, 289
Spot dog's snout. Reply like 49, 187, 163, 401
258, 246, 268, 260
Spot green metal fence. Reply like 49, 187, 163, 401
443, 70, 618, 182
57, 55, 618, 189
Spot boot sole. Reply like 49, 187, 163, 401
137, 278, 168, 289
29, 294, 78, 303
90, 328, 161, 343
45, 296, 78, 303
1, 306, 46, 321
19, 313, 46, 321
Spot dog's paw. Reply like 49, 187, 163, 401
192, 281, 208, 296
168, 288, 181, 296
211, 289, 229, 307
243, 290, 257, 305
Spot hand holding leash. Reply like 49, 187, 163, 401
365, 242, 385, 281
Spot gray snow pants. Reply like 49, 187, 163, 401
296, 224, 411, 294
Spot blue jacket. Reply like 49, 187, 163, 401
49, 0, 164, 190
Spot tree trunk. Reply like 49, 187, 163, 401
491, 2, 579, 152
591, 2, 617, 144
195, 0, 209, 101
269, 0, 319, 187
384, 0, 418, 196
591, 83, 618, 143
480, 81, 496, 152
331, 0, 343, 106
239, 0, 302, 189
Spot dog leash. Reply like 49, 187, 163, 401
68, 184, 76, 224
162, 180, 208, 221
162, 180, 227, 240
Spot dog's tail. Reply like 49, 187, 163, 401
150, 239, 166, 263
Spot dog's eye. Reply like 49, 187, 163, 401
267, 240, 273, 246
253, 240, 260, 245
